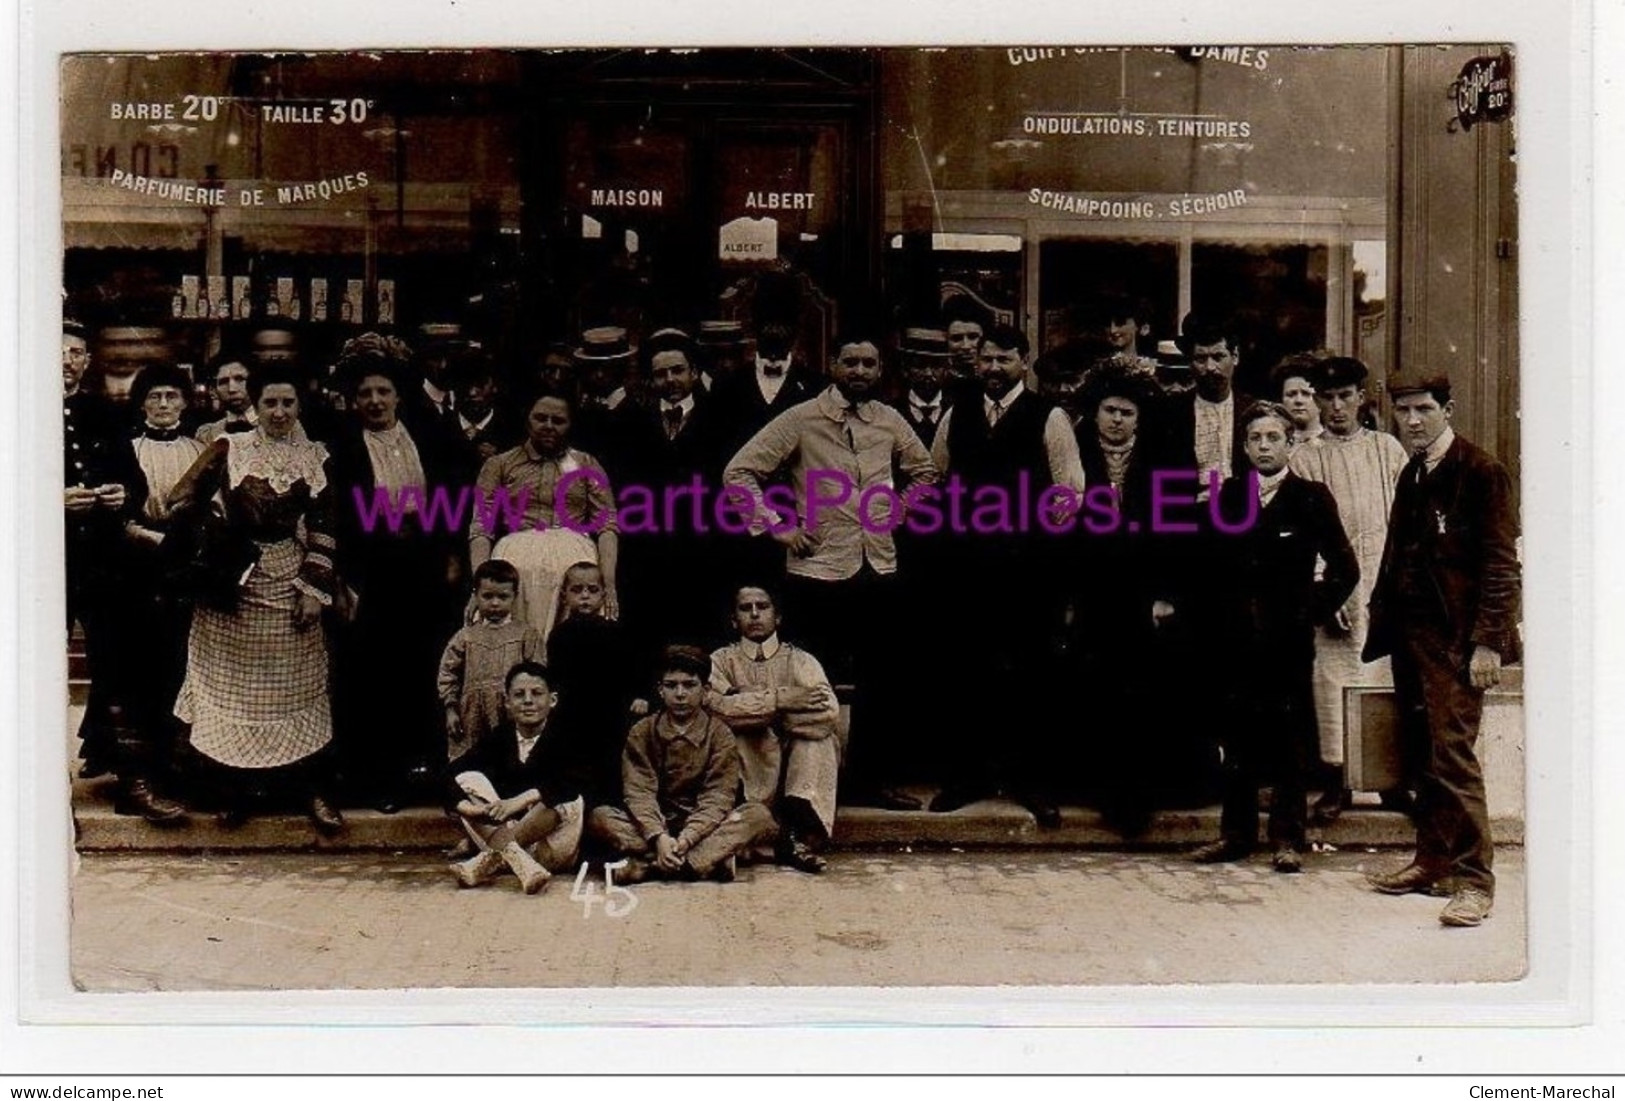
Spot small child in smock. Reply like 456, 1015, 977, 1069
438, 559, 545, 760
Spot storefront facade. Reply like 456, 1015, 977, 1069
60, 45, 1517, 474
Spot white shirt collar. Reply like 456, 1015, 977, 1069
459, 408, 495, 433
755, 353, 791, 377
423, 379, 452, 409
908, 390, 942, 411
984, 382, 1026, 416
1257, 467, 1290, 504
1423, 426, 1456, 469
659, 394, 697, 417
514, 720, 546, 763
745, 633, 782, 661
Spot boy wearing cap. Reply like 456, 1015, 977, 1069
1362, 373, 1519, 927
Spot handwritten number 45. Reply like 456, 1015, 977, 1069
571, 860, 638, 919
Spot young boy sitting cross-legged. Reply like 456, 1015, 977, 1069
586, 645, 775, 884
445, 661, 588, 894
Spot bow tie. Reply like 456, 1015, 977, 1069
141, 425, 182, 442
223, 419, 254, 434
760, 360, 788, 379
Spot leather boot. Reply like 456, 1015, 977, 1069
501, 842, 551, 894
450, 848, 505, 889
116, 778, 188, 825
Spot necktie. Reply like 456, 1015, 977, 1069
752, 646, 767, 663
987, 400, 1003, 428
663, 406, 684, 440
1404, 450, 1428, 487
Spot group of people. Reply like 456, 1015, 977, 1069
62, 292, 1520, 925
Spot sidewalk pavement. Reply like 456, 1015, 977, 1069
70, 848, 1526, 992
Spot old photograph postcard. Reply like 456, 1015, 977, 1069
48, 42, 1539, 999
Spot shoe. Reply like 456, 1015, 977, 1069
372, 797, 402, 815
1028, 802, 1063, 829
614, 858, 650, 885
116, 779, 188, 825
1379, 788, 1418, 818
78, 757, 111, 780
1439, 886, 1493, 927
777, 835, 828, 875
928, 786, 992, 813
309, 796, 345, 836
1309, 788, 1348, 826
542, 797, 586, 870
1102, 805, 1153, 840
712, 855, 738, 883
1366, 862, 1448, 896
216, 805, 252, 830
1272, 846, 1303, 873
501, 842, 551, 894
1190, 839, 1253, 864
450, 849, 505, 888
848, 788, 925, 811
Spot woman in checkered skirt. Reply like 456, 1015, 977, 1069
167, 363, 345, 834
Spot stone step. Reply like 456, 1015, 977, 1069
71, 777, 1524, 854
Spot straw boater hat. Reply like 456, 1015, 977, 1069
644, 326, 696, 358
696, 319, 748, 348
899, 327, 952, 359
573, 326, 635, 364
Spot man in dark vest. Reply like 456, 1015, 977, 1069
1362, 371, 1520, 928
927, 323, 1085, 822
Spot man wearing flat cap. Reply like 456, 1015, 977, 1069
1362, 370, 1519, 928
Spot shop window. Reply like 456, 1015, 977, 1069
1192, 241, 1329, 396
1038, 239, 1178, 354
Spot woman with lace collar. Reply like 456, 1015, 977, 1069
166, 363, 344, 835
